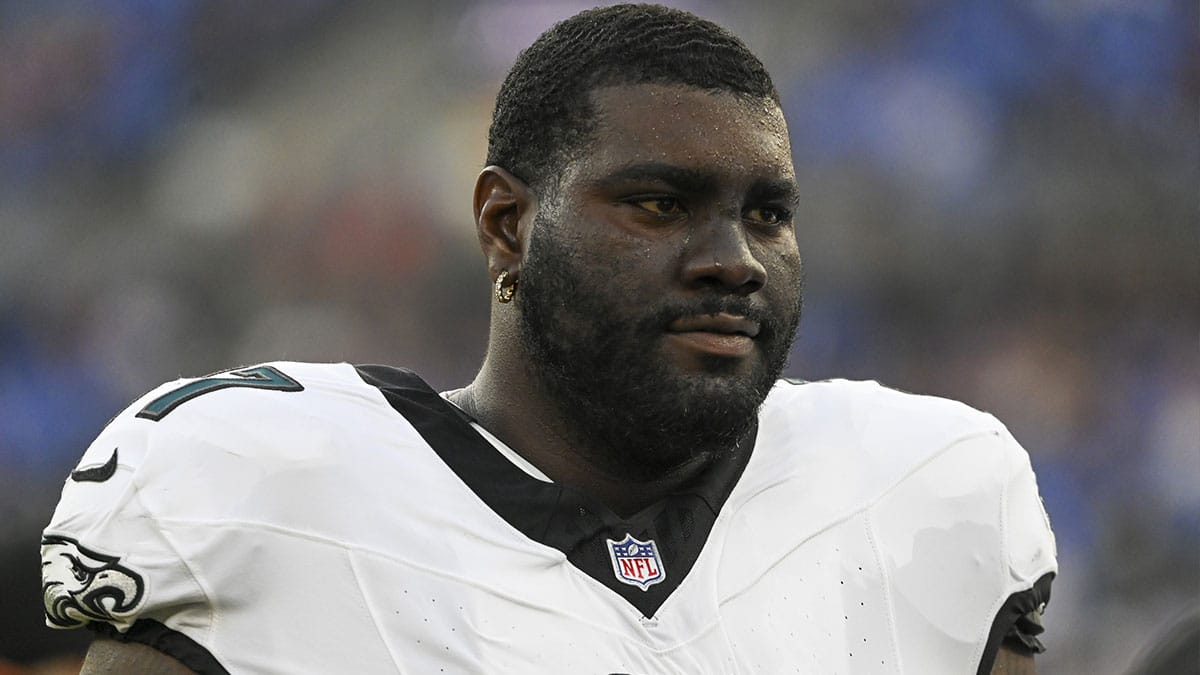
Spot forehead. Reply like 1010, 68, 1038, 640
577, 83, 794, 182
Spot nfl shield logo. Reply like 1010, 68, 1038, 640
606, 534, 666, 591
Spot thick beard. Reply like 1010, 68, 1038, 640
516, 215, 802, 478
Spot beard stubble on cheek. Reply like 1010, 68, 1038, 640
515, 214, 803, 475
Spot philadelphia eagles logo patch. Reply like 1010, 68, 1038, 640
41, 534, 146, 628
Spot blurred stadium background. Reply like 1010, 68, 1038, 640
0, 1, 1195, 672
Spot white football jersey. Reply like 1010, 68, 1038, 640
42, 362, 1056, 674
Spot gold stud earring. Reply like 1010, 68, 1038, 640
494, 270, 516, 303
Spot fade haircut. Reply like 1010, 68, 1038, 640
486, 3, 780, 194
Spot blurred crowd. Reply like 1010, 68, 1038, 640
0, 1, 1195, 673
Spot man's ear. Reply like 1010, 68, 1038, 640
473, 166, 536, 276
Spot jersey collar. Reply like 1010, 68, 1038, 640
356, 364, 756, 617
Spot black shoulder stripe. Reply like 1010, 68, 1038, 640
977, 572, 1054, 675
89, 618, 230, 675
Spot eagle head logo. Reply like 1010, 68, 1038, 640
41, 534, 146, 629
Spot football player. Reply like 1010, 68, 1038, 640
43, 4, 1055, 673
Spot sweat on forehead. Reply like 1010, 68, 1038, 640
486, 3, 780, 192
579, 84, 793, 177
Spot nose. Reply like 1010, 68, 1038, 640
680, 218, 767, 295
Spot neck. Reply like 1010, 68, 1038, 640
453, 355, 733, 517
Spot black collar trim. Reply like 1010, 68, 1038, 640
355, 365, 755, 617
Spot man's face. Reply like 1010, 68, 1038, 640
517, 83, 803, 473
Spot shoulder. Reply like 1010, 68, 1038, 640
757, 377, 1056, 585
51, 361, 433, 526
763, 377, 1004, 435
759, 379, 1057, 671
759, 378, 1009, 478
102, 360, 408, 459
41, 361, 447, 636
759, 379, 1051, 538
127, 360, 381, 431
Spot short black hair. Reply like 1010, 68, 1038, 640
486, 3, 780, 193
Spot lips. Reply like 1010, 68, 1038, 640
665, 313, 760, 358
667, 313, 760, 337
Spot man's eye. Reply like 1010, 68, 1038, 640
745, 206, 790, 226
631, 198, 683, 215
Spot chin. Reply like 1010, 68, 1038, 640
661, 365, 775, 424
668, 346, 774, 392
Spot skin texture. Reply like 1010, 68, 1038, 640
81, 639, 193, 674
453, 83, 803, 517
991, 647, 1038, 674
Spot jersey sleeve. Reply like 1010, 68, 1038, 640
40, 378, 220, 656
870, 423, 1058, 674
977, 426, 1057, 671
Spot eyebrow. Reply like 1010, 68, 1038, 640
747, 178, 801, 209
588, 163, 717, 195
588, 162, 800, 207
